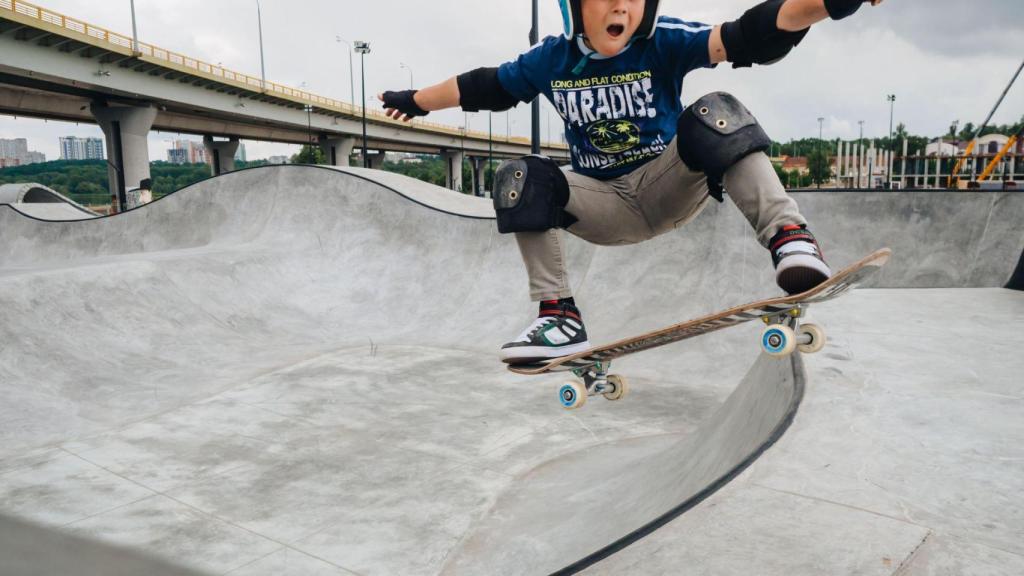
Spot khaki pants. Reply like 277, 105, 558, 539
515, 139, 806, 301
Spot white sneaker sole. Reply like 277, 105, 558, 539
776, 253, 832, 294
499, 341, 592, 364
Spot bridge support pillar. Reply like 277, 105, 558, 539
319, 136, 356, 167
90, 102, 157, 213
469, 156, 485, 197
204, 136, 239, 176
367, 151, 386, 169
442, 150, 465, 193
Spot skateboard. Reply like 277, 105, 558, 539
507, 248, 892, 410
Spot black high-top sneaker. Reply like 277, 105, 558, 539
499, 298, 591, 364
769, 224, 832, 294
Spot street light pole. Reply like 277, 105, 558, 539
336, 37, 356, 106
530, 0, 540, 155
354, 41, 371, 167
304, 104, 314, 160
817, 117, 824, 189
129, 0, 140, 55
256, 0, 266, 91
857, 120, 865, 189
887, 94, 896, 188
488, 112, 493, 195
400, 63, 413, 90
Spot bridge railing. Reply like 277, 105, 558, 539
0, 0, 566, 150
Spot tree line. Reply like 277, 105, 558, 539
0, 159, 265, 207
3, 115, 1020, 203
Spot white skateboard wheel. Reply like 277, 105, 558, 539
761, 324, 797, 357
559, 381, 587, 410
603, 375, 629, 401
797, 323, 826, 354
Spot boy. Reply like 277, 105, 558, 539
380, 0, 884, 364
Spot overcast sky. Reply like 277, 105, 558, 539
2, 0, 1022, 161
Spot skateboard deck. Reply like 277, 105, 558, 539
507, 248, 892, 409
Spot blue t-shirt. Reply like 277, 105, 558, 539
498, 16, 714, 180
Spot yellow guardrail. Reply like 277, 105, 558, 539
0, 0, 567, 150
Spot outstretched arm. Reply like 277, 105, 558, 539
379, 77, 459, 122
709, 0, 885, 66
380, 67, 521, 122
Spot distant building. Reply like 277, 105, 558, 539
166, 140, 206, 164
781, 156, 809, 175
974, 134, 1012, 155
394, 153, 423, 164
234, 143, 247, 163
267, 155, 289, 164
923, 140, 959, 157
0, 138, 27, 159
59, 136, 104, 160
0, 138, 46, 166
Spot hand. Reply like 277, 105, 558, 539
378, 90, 428, 122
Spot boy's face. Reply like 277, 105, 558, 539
580, 0, 645, 56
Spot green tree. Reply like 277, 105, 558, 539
291, 145, 325, 164
958, 122, 976, 141
807, 147, 832, 186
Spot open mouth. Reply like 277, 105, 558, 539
607, 24, 625, 38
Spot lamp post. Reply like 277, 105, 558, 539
335, 37, 356, 106
400, 62, 413, 89
546, 109, 551, 145
530, 0, 540, 154
354, 40, 371, 167
488, 111, 493, 195
303, 104, 314, 157
817, 117, 824, 189
857, 120, 865, 189
887, 94, 896, 188
256, 0, 267, 91
129, 0, 140, 55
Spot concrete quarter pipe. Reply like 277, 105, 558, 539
1, 166, 1022, 575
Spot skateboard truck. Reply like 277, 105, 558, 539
759, 305, 825, 357
559, 362, 629, 410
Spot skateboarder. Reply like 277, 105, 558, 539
380, 0, 885, 363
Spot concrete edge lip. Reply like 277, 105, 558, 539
552, 354, 807, 576
444, 353, 805, 575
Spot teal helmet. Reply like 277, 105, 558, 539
558, 0, 661, 40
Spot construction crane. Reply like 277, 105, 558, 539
948, 59, 1024, 188
978, 126, 1023, 183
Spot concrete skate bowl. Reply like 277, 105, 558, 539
1, 165, 1021, 575
0, 181, 100, 220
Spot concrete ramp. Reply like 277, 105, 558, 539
1, 166, 1022, 575
443, 353, 803, 575
0, 181, 100, 220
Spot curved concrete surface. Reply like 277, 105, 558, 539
1, 166, 1022, 575
0, 181, 100, 220
443, 353, 804, 575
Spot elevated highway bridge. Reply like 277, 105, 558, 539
0, 0, 569, 204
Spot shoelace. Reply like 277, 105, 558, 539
517, 316, 558, 342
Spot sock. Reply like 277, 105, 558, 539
539, 297, 581, 319
769, 224, 815, 252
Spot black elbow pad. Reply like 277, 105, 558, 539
825, 0, 871, 20
457, 67, 520, 112
721, 0, 810, 68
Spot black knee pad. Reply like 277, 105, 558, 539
677, 92, 771, 202
492, 156, 577, 234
